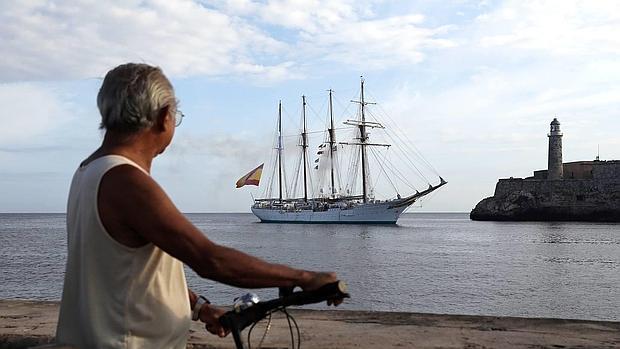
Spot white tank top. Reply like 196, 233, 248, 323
56, 155, 190, 349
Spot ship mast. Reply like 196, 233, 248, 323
277, 101, 283, 202
360, 79, 369, 202
328, 89, 336, 197
343, 77, 381, 203
302, 95, 309, 202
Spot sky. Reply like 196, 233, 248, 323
1, 0, 619, 213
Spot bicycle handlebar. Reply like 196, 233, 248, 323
219, 281, 350, 348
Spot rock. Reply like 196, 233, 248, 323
471, 179, 620, 222
471, 191, 540, 221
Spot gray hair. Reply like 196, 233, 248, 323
97, 63, 176, 132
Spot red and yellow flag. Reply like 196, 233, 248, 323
235, 164, 264, 188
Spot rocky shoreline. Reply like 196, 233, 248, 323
2, 300, 620, 349
470, 176, 620, 222
470, 190, 620, 222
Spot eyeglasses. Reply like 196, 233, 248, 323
175, 110, 185, 127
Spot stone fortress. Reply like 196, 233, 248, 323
470, 118, 620, 221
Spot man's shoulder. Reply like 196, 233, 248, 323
101, 164, 157, 192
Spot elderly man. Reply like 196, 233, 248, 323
56, 63, 339, 348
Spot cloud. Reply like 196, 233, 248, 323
377, 0, 620, 150
0, 83, 73, 146
212, 0, 457, 69
1, 1, 457, 83
383, 64, 620, 154
297, 15, 456, 69
166, 131, 266, 161
0, 0, 289, 82
476, 0, 620, 56
209, 0, 363, 31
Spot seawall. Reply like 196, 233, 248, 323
2, 300, 620, 349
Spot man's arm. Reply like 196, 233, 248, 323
98, 165, 335, 290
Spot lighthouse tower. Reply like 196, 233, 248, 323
547, 118, 563, 180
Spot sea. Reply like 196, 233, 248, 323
1, 213, 619, 321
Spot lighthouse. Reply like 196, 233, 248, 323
547, 118, 563, 180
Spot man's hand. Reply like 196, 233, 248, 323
199, 304, 229, 337
300, 272, 344, 306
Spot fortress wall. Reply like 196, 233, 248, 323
593, 162, 620, 180
563, 162, 593, 179
495, 178, 526, 196
533, 170, 548, 179
495, 178, 583, 198
528, 162, 620, 181
494, 178, 620, 206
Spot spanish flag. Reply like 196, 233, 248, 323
236, 164, 264, 188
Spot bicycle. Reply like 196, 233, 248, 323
218, 281, 350, 349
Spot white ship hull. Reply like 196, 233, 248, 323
251, 200, 409, 224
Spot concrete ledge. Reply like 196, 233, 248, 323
2, 300, 619, 348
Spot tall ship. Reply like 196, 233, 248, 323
243, 78, 446, 224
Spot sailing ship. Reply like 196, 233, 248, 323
248, 78, 446, 224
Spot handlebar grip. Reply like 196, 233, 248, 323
283, 281, 350, 306
309, 281, 350, 300
218, 281, 350, 334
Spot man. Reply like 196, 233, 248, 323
56, 63, 339, 348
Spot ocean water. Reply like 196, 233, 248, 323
1, 213, 619, 321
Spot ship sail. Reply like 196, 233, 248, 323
249, 77, 447, 224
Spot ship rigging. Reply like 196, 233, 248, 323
250, 77, 446, 223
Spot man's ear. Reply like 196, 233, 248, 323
155, 105, 171, 131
